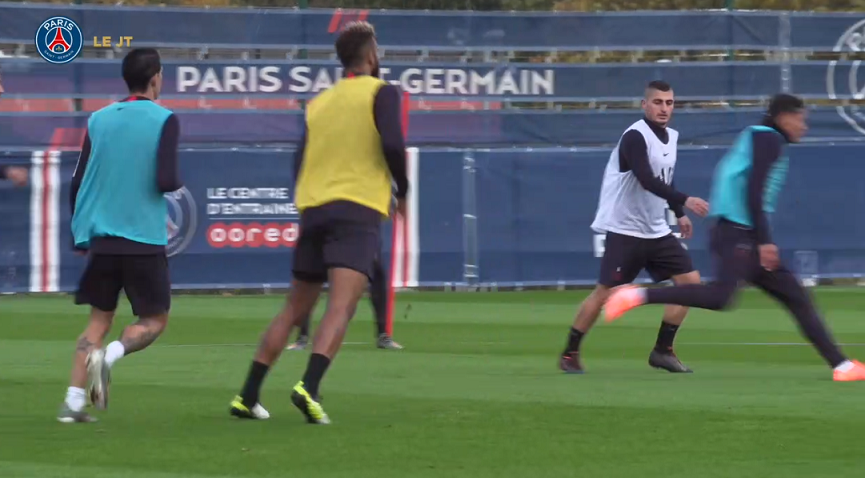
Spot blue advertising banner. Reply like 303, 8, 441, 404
1, 58, 853, 102
1, 108, 862, 149
57, 149, 306, 290
0, 3, 789, 51
0, 152, 35, 293
790, 14, 865, 51
0, 59, 780, 100
3, 144, 865, 292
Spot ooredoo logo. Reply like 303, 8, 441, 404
207, 222, 299, 248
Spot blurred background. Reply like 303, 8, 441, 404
1, 0, 864, 293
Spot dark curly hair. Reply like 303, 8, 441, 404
335, 21, 376, 69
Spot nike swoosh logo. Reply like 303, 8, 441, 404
663, 153, 669, 156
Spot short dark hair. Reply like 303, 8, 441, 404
767, 93, 804, 118
647, 80, 672, 93
122, 48, 161, 93
335, 21, 376, 69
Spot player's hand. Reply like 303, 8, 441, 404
684, 197, 709, 217
395, 197, 407, 219
677, 216, 693, 239
4, 166, 28, 187
759, 244, 780, 271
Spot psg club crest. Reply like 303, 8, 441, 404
35, 16, 83, 64
165, 187, 198, 258
827, 19, 865, 136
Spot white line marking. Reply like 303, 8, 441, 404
159, 341, 372, 348
153, 341, 865, 349
682, 342, 865, 347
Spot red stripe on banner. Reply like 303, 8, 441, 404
41, 157, 50, 292
402, 91, 410, 139
386, 91, 411, 337
327, 10, 343, 33
40, 131, 62, 292
402, 196, 409, 287
401, 91, 411, 287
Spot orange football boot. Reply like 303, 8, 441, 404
834, 360, 865, 382
604, 285, 646, 323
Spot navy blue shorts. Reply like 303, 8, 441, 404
292, 201, 382, 283
598, 231, 694, 287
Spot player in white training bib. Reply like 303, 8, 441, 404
559, 80, 710, 375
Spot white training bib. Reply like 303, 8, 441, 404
591, 119, 679, 239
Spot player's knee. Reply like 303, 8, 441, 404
87, 308, 115, 337
783, 288, 813, 312
324, 302, 358, 322
139, 314, 168, 334
674, 270, 701, 285
590, 285, 611, 303
711, 283, 738, 311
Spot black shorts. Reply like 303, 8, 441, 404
292, 201, 382, 283
710, 218, 811, 303
598, 231, 694, 287
75, 253, 171, 317
710, 218, 779, 283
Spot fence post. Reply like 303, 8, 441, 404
462, 150, 479, 286
299, 0, 308, 111
725, 0, 734, 62
779, 11, 792, 93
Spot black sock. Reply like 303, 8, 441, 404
654, 321, 680, 353
564, 327, 585, 355
239, 361, 269, 406
370, 258, 388, 337
301, 353, 331, 398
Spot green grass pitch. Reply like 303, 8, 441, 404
1, 288, 864, 478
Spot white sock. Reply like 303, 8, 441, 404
834, 360, 855, 373
635, 288, 648, 302
105, 341, 125, 368
65, 387, 86, 412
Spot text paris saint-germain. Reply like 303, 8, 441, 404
176, 65, 555, 96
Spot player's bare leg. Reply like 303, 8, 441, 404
560, 284, 609, 373
83, 312, 169, 413
231, 279, 322, 419
648, 270, 700, 373
292, 267, 368, 424
58, 308, 114, 423
253, 282, 321, 365
286, 312, 312, 351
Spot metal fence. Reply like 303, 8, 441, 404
4, 3, 865, 52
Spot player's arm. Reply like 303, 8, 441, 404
747, 131, 783, 245
156, 114, 182, 193
70, 131, 92, 217
373, 84, 408, 200
668, 180, 686, 218
619, 130, 688, 206
69, 131, 92, 252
